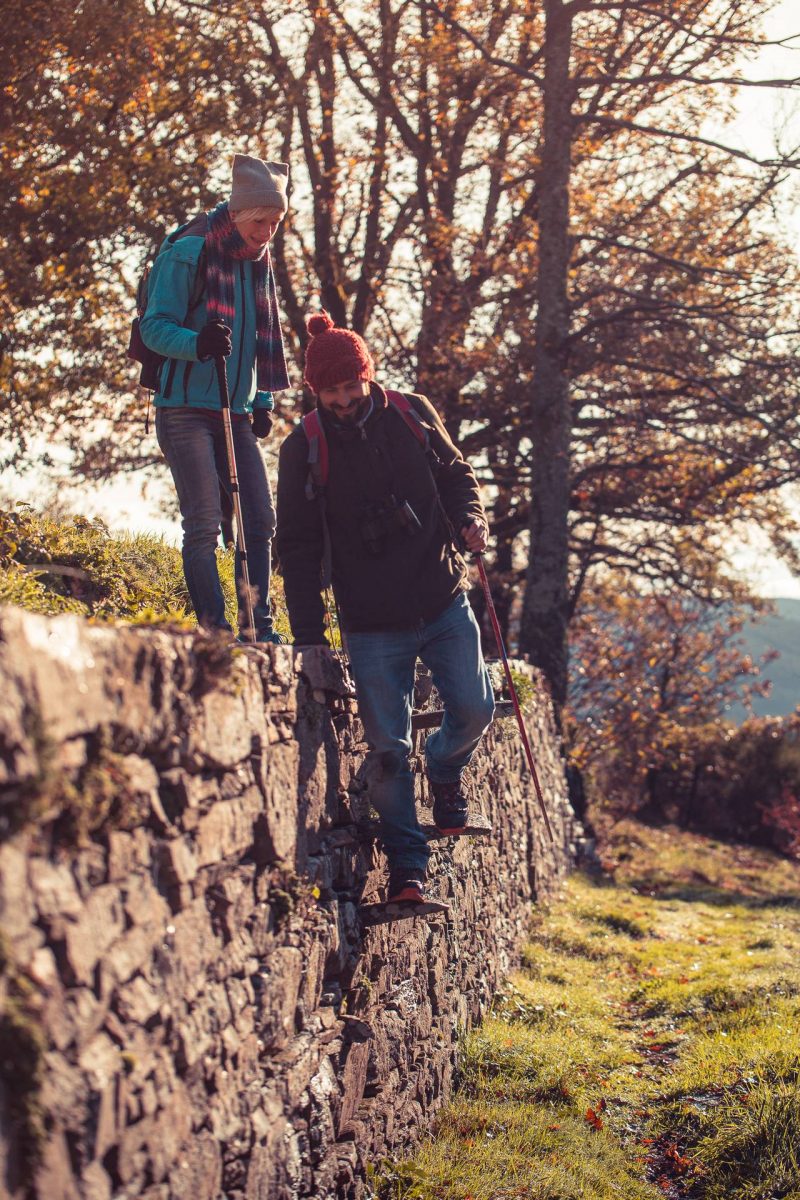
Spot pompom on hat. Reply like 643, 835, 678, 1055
303, 311, 375, 393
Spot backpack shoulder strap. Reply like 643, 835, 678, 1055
168, 211, 208, 243
302, 409, 329, 497
137, 217, 207, 317
385, 390, 430, 449
386, 390, 458, 541
167, 215, 208, 312
166, 220, 191, 246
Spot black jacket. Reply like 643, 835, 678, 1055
276, 383, 486, 643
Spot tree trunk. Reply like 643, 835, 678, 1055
519, 0, 573, 711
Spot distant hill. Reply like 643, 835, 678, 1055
726, 598, 800, 721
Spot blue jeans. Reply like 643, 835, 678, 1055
345, 593, 495, 871
156, 407, 276, 637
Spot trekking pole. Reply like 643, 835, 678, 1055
214, 356, 257, 644
475, 554, 555, 844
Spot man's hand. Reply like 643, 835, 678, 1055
460, 519, 489, 554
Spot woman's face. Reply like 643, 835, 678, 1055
233, 210, 283, 253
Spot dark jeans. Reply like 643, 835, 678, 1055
156, 406, 276, 637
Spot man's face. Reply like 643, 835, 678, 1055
317, 378, 370, 422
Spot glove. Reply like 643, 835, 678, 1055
196, 321, 232, 361
251, 409, 274, 439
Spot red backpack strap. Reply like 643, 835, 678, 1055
301, 409, 329, 497
385, 390, 430, 449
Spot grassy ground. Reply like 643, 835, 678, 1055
0, 505, 291, 637
380, 821, 800, 1200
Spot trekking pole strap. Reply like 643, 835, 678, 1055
475, 554, 555, 843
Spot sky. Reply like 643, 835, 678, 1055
2, 1, 799, 596
713, 0, 800, 598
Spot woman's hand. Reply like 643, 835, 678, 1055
196, 321, 232, 361
252, 410, 274, 439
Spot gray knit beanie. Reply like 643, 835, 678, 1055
229, 154, 289, 213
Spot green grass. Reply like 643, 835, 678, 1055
0, 504, 290, 636
383, 823, 800, 1199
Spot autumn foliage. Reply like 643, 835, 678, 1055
567, 575, 800, 854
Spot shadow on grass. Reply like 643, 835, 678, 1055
617, 876, 800, 910
595, 817, 800, 911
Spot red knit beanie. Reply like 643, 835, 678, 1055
303, 311, 375, 393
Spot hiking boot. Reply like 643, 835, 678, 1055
387, 866, 427, 904
238, 630, 288, 645
429, 777, 469, 835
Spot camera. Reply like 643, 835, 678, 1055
359, 495, 422, 556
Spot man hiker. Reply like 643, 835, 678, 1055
140, 153, 291, 642
276, 312, 495, 903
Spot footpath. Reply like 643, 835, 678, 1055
384, 821, 800, 1200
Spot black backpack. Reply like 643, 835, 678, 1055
127, 215, 208, 392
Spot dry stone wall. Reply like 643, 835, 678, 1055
0, 606, 581, 1200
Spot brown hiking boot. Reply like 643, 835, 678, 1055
428, 777, 469, 835
387, 866, 427, 904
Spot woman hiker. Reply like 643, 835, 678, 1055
140, 153, 291, 642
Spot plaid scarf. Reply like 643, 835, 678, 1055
204, 202, 290, 393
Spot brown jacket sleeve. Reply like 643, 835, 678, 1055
409, 393, 486, 535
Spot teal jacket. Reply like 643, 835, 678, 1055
139, 232, 273, 414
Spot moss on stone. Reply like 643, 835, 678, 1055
0, 705, 59, 842
0, 936, 47, 1184
49, 733, 149, 845
267, 868, 318, 931
3, 719, 148, 847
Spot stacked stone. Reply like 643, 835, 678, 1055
0, 608, 578, 1200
